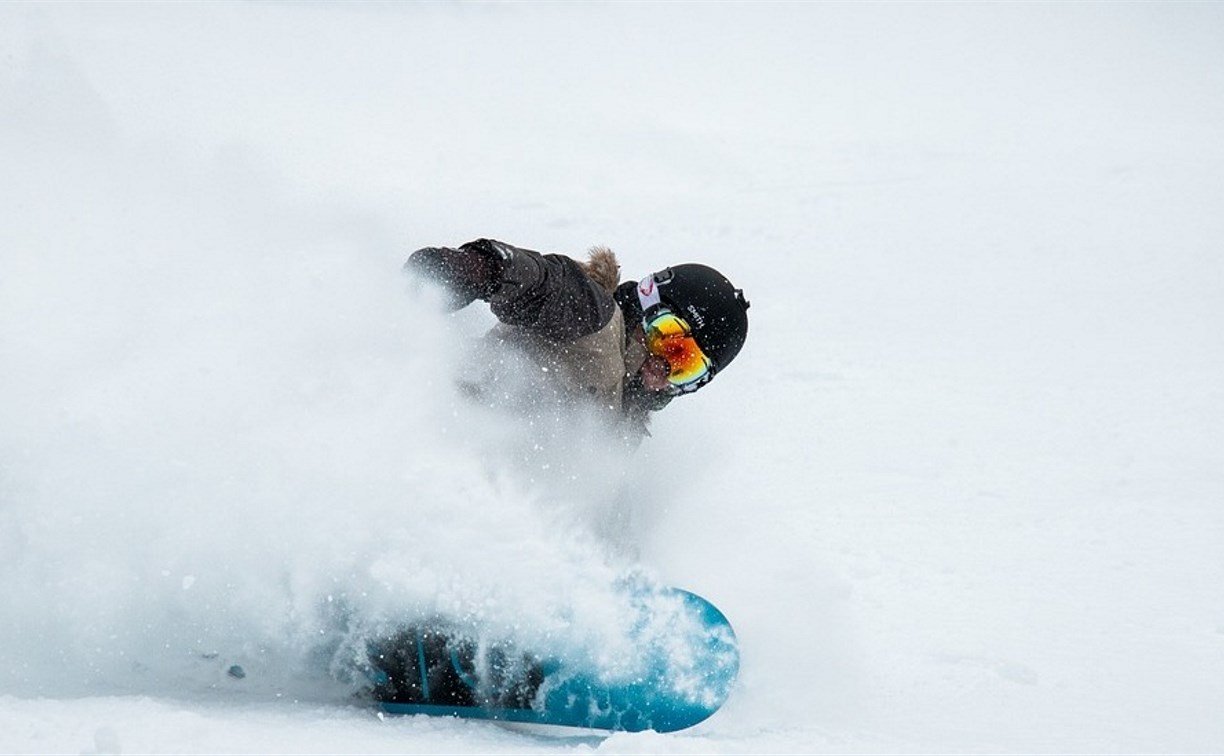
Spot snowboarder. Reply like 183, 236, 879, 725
405, 239, 749, 440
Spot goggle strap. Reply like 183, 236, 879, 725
636, 274, 663, 316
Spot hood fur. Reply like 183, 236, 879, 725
581, 246, 621, 293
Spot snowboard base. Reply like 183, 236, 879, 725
366, 587, 738, 732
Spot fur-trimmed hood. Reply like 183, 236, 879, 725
580, 246, 621, 294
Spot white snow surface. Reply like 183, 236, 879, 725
3, 3, 1224, 754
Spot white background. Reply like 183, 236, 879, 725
2, 3, 1223, 753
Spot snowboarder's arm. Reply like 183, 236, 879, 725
406, 239, 616, 342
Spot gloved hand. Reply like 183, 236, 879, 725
403, 241, 508, 310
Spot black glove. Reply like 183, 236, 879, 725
404, 240, 510, 310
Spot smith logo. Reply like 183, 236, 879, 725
686, 304, 706, 329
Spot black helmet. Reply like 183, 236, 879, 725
639, 264, 750, 376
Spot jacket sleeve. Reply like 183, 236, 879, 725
461, 239, 617, 343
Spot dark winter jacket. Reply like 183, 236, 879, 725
461, 239, 671, 437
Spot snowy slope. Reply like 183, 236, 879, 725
3, 3, 1224, 753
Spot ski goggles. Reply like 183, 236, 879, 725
644, 309, 714, 393
637, 272, 714, 394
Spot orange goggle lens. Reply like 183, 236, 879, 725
644, 310, 713, 390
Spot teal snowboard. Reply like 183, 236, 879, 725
364, 587, 739, 732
